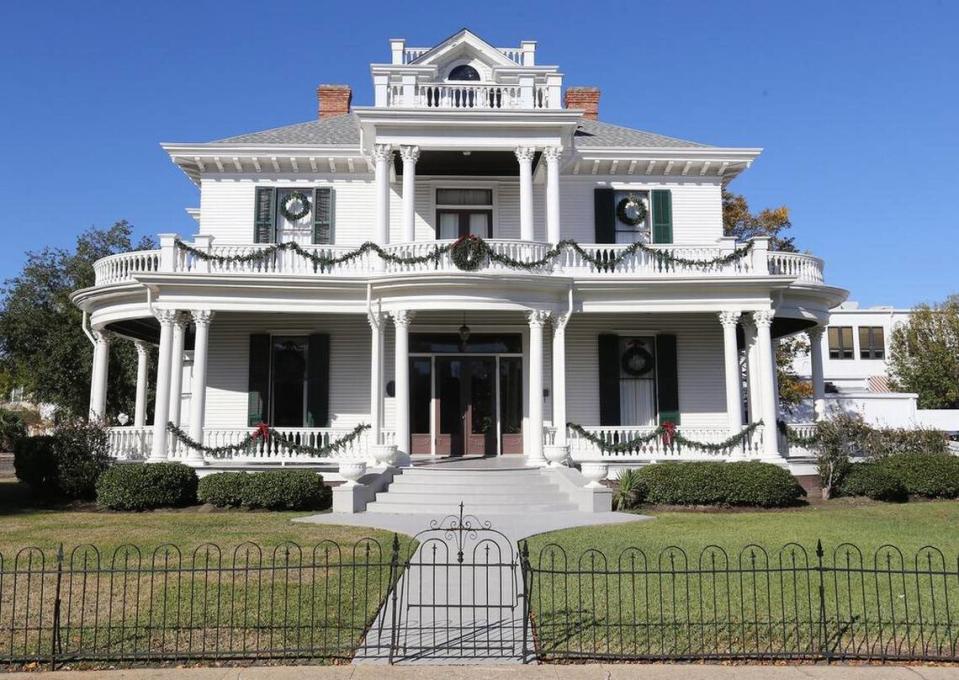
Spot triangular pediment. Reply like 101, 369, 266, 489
410, 29, 516, 70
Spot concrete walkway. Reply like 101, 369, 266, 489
7, 664, 958, 679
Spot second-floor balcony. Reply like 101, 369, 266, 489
92, 236, 826, 287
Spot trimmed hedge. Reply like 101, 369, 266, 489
13, 435, 57, 491
198, 470, 330, 510
13, 421, 111, 500
841, 464, 908, 502
96, 463, 198, 511
634, 461, 805, 508
875, 453, 959, 499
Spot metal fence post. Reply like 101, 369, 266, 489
49, 544, 64, 671
816, 539, 830, 662
519, 539, 531, 663
388, 533, 401, 664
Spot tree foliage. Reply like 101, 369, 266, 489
888, 296, 959, 409
777, 336, 813, 411
722, 190, 797, 252
0, 222, 155, 420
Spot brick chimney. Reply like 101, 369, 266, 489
316, 84, 352, 119
564, 87, 600, 120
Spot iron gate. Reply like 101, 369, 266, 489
367, 504, 530, 663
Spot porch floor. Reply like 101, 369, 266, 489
410, 455, 531, 470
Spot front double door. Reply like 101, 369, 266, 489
436, 356, 496, 457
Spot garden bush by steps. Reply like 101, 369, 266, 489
841, 464, 908, 502
198, 470, 331, 510
96, 463, 198, 510
14, 421, 111, 500
876, 453, 959, 499
622, 461, 805, 509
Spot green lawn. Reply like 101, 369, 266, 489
524, 501, 959, 662
0, 479, 409, 664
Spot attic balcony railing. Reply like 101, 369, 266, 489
376, 76, 562, 109
91, 236, 826, 286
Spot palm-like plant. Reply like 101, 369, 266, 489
613, 468, 645, 510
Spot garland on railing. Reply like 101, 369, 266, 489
165, 422, 370, 458
173, 236, 754, 273
567, 421, 763, 454
776, 420, 819, 447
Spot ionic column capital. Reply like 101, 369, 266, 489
806, 325, 824, 343
392, 310, 415, 328
372, 144, 393, 163
543, 145, 564, 162
191, 309, 215, 328
527, 309, 550, 328
752, 309, 775, 329
172, 311, 190, 330
133, 339, 151, 358
155, 309, 179, 326
718, 311, 742, 329
514, 146, 536, 163
92, 328, 114, 345
399, 145, 420, 164
551, 312, 570, 332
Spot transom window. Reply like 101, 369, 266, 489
436, 188, 493, 239
828, 326, 855, 360
859, 327, 885, 360
448, 64, 481, 81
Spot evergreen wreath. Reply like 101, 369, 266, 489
616, 195, 648, 226
280, 191, 311, 222
166, 422, 369, 459
450, 234, 489, 271
621, 344, 654, 377
567, 421, 763, 454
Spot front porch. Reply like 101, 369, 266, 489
95, 308, 826, 472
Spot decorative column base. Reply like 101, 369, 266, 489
543, 444, 570, 467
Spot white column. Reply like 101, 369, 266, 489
719, 311, 744, 433
188, 310, 213, 461
544, 146, 563, 244
551, 312, 569, 446
515, 146, 536, 241
807, 326, 826, 420
526, 309, 548, 464
393, 310, 414, 458
753, 310, 780, 459
373, 144, 392, 251
133, 340, 150, 428
88, 329, 112, 421
150, 310, 177, 462
400, 145, 419, 243
168, 313, 187, 427
368, 311, 384, 446
742, 318, 762, 423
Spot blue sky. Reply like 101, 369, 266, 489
1, 0, 956, 308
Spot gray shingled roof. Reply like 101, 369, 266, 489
211, 114, 361, 145
573, 119, 711, 148
209, 113, 711, 149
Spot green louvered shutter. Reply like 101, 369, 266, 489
594, 188, 616, 244
312, 188, 334, 244
598, 334, 621, 426
248, 334, 271, 425
254, 187, 275, 243
306, 334, 330, 427
655, 334, 680, 425
652, 189, 673, 244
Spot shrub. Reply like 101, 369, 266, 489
636, 461, 804, 508
96, 463, 198, 511
13, 420, 110, 500
198, 472, 251, 508
612, 468, 646, 510
876, 453, 959, 499
862, 426, 948, 458
0, 408, 28, 451
841, 464, 908, 502
242, 470, 330, 510
722, 461, 807, 508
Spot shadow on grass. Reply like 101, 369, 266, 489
0, 478, 95, 516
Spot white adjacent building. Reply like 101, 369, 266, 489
72, 30, 847, 474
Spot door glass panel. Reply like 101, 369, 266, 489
439, 212, 459, 239
499, 357, 522, 435
411, 333, 522, 354
410, 358, 432, 434
468, 212, 490, 237
469, 359, 495, 436
437, 359, 463, 437
271, 336, 307, 427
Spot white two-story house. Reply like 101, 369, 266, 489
73, 30, 846, 474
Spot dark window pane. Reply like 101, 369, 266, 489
411, 333, 522, 354
271, 336, 307, 426
828, 326, 854, 360
448, 64, 481, 81
499, 357, 523, 434
436, 188, 492, 205
410, 358, 432, 434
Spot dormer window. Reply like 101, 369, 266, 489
448, 64, 480, 81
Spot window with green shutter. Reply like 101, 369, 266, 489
651, 189, 673, 244
254, 187, 275, 243
312, 187, 335, 244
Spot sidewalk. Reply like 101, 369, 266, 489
3, 664, 957, 679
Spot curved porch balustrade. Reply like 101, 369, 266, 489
91, 238, 827, 286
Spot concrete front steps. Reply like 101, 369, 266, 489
366, 466, 578, 514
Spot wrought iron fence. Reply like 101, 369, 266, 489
520, 540, 959, 663
0, 538, 398, 668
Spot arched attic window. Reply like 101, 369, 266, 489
448, 64, 481, 81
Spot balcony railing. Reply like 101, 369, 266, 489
567, 425, 766, 460
386, 82, 554, 110
91, 238, 827, 287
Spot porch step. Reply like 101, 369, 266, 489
366, 467, 578, 514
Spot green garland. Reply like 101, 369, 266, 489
279, 191, 311, 221
449, 235, 489, 271
616, 195, 647, 226
567, 421, 763, 454
174, 237, 753, 274
166, 422, 370, 459
776, 420, 819, 447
